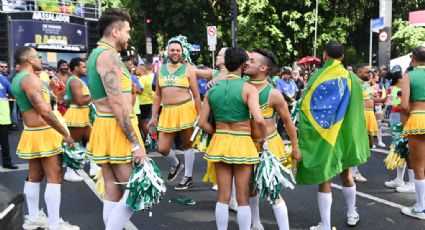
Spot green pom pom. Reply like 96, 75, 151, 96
63, 143, 88, 169
253, 146, 296, 203
389, 124, 409, 158
123, 159, 166, 211
89, 102, 97, 125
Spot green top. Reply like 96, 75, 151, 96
212, 69, 221, 79
11, 71, 33, 112
208, 75, 250, 122
259, 83, 275, 118
390, 86, 401, 106
65, 76, 89, 101
408, 68, 425, 101
87, 46, 108, 100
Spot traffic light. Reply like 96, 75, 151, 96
146, 18, 152, 24
372, 53, 377, 66
145, 17, 153, 38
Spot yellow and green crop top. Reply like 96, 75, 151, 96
259, 83, 275, 119
11, 71, 50, 112
362, 82, 373, 100
158, 64, 190, 89
65, 76, 90, 101
87, 41, 132, 100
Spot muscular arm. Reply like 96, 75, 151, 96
151, 68, 162, 119
23, 76, 69, 137
245, 84, 267, 141
401, 74, 411, 125
69, 79, 92, 106
187, 65, 202, 114
198, 94, 214, 134
195, 68, 214, 80
97, 51, 140, 147
270, 89, 298, 148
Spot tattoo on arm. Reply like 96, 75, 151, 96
115, 109, 139, 145
103, 68, 120, 96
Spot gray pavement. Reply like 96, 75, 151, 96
1, 123, 425, 230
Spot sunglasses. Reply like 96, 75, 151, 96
0, 66, 7, 68
31, 54, 42, 59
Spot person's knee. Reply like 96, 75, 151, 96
217, 189, 231, 204
27, 170, 44, 182
158, 144, 170, 155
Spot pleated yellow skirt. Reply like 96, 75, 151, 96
205, 129, 259, 164
64, 105, 90, 127
88, 113, 145, 164
403, 111, 425, 136
365, 109, 378, 136
16, 126, 63, 159
157, 99, 197, 132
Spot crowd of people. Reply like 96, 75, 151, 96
1, 7, 425, 230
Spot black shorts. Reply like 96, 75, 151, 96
139, 104, 152, 120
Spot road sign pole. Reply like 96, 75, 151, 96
369, 19, 372, 66
212, 51, 215, 69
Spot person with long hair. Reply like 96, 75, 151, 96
401, 46, 425, 219
199, 47, 267, 230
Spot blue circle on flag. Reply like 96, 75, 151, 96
310, 78, 350, 129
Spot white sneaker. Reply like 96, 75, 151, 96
401, 204, 425, 220
46, 218, 80, 230
251, 224, 264, 230
347, 211, 360, 226
353, 172, 367, 183
378, 142, 386, 147
384, 179, 404, 188
372, 144, 377, 149
396, 183, 416, 193
89, 166, 101, 177
309, 223, 337, 230
64, 170, 83, 182
22, 209, 48, 230
229, 199, 238, 212
211, 184, 218, 191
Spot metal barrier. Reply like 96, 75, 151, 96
0, 0, 101, 19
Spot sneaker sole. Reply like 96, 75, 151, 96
168, 164, 184, 182
347, 219, 359, 227
174, 182, 194, 191
401, 209, 425, 220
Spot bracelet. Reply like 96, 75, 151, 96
131, 145, 141, 153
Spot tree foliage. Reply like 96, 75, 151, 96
117, 0, 425, 66
392, 19, 425, 55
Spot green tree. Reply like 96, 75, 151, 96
392, 19, 425, 56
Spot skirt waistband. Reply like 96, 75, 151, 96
163, 98, 192, 108
24, 125, 52, 131
215, 129, 251, 136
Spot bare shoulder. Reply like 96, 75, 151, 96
97, 50, 121, 67
21, 73, 41, 90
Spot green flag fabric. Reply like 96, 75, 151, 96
296, 59, 370, 185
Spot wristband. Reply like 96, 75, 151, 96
131, 145, 141, 153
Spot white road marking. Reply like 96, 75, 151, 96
331, 183, 408, 210
0, 163, 29, 172
371, 148, 390, 154
77, 169, 138, 230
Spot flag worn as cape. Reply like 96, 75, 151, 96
296, 59, 370, 185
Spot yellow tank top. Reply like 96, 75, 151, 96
259, 84, 275, 119
362, 82, 373, 100
158, 64, 190, 89
41, 81, 51, 103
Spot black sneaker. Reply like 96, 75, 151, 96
167, 162, 184, 181
174, 177, 193, 190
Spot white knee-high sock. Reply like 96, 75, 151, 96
249, 195, 261, 227
342, 185, 356, 216
44, 183, 61, 229
396, 162, 406, 182
415, 179, 425, 210
105, 198, 134, 230
352, 166, 358, 174
237, 206, 251, 230
103, 200, 118, 225
230, 178, 236, 203
272, 201, 289, 230
23, 181, 40, 220
215, 202, 229, 230
184, 148, 195, 177
318, 192, 332, 230
165, 149, 179, 167
408, 169, 415, 184
377, 120, 383, 143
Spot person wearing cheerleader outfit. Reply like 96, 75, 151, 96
244, 48, 301, 230
86, 9, 147, 229
199, 47, 267, 230
401, 46, 425, 220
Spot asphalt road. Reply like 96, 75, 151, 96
1, 122, 425, 230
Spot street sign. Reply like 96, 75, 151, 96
208, 45, 216, 51
146, 36, 152, 54
207, 26, 217, 48
192, 44, 201, 52
372, 17, 384, 29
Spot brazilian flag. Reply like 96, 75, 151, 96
296, 59, 370, 185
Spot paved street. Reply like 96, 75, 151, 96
1, 123, 425, 230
